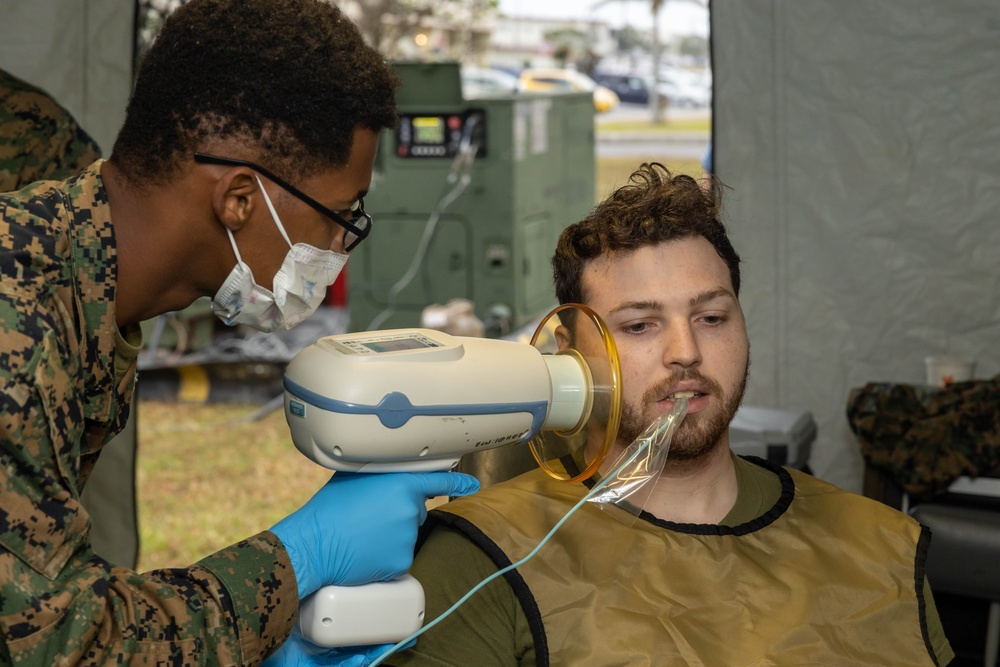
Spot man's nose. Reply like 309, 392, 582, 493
329, 230, 347, 254
662, 320, 702, 368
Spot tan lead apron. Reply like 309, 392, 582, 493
436, 461, 937, 666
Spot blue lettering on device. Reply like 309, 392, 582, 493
289, 400, 306, 417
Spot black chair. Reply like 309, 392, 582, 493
910, 500, 1000, 666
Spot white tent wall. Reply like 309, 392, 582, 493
711, 0, 1000, 493
0, 0, 135, 156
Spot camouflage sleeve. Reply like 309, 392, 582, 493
847, 378, 1000, 498
0, 290, 297, 664
0, 73, 102, 193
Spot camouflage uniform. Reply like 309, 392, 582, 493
0, 163, 297, 665
848, 377, 1000, 499
0, 69, 101, 193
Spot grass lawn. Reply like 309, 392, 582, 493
137, 400, 331, 570
595, 115, 712, 134
596, 156, 703, 201
134, 151, 707, 571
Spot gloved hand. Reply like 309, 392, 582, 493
262, 624, 406, 667
270, 471, 479, 598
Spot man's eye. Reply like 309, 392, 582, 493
623, 322, 651, 335
701, 315, 727, 326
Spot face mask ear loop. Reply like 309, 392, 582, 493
254, 174, 294, 249
225, 227, 245, 265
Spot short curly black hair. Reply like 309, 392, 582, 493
110, 0, 399, 185
553, 163, 741, 309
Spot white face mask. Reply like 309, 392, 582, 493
211, 175, 349, 332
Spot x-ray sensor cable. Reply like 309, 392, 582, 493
368, 397, 690, 666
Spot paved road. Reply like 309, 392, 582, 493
596, 135, 708, 159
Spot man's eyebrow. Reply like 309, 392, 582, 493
690, 287, 737, 307
606, 289, 736, 316
608, 300, 663, 316
327, 189, 367, 213
607, 289, 736, 316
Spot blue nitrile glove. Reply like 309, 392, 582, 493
270, 471, 479, 598
262, 624, 411, 667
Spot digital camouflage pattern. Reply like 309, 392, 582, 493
847, 376, 1000, 499
0, 163, 297, 665
0, 68, 101, 193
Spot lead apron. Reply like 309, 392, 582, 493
432, 457, 938, 667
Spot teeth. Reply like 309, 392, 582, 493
671, 391, 697, 399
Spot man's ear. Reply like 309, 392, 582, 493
555, 324, 573, 352
211, 168, 259, 232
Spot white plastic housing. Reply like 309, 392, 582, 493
541, 354, 589, 431
283, 329, 590, 472
299, 575, 425, 647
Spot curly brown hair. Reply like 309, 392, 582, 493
110, 0, 399, 186
552, 163, 740, 310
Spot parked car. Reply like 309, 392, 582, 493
593, 70, 709, 109
519, 68, 620, 113
461, 66, 521, 98
657, 72, 711, 108
592, 71, 652, 105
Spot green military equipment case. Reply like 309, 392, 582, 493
348, 62, 595, 334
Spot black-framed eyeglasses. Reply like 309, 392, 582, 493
194, 152, 372, 252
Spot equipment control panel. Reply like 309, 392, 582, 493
396, 110, 487, 159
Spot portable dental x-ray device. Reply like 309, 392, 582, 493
282, 304, 623, 647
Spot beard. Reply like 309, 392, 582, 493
615, 361, 749, 466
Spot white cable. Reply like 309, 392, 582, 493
366, 117, 481, 331
366, 174, 472, 330
368, 398, 690, 666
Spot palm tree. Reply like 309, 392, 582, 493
591, 0, 666, 122
650, 0, 666, 123
592, 0, 705, 124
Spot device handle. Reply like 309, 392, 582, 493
299, 575, 426, 648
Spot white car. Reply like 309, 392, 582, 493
461, 67, 521, 98
656, 72, 711, 108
